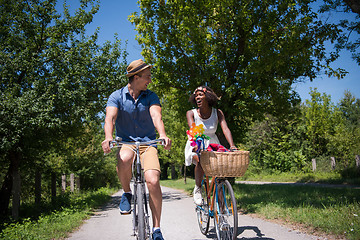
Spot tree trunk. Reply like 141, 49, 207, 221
12, 167, 21, 220
312, 158, 316, 172
183, 165, 187, 184
35, 169, 41, 205
51, 172, 56, 203
160, 162, 170, 180
171, 164, 178, 179
70, 173, 75, 192
331, 157, 336, 170
61, 174, 66, 193
0, 150, 21, 217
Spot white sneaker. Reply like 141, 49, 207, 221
193, 185, 202, 205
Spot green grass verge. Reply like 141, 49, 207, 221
160, 177, 360, 240
240, 170, 360, 185
0, 187, 116, 240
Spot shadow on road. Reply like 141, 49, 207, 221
237, 225, 274, 240
98, 189, 188, 213
196, 226, 273, 240
99, 195, 121, 211
162, 191, 189, 202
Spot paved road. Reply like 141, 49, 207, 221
67, 186, 325, 240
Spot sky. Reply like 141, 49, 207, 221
63, 1, 359, 104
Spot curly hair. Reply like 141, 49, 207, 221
189, 86, 219, 107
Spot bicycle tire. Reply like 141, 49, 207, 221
214, 179, 238, 240
136, 182, 146, 240
196, 179, 210, 235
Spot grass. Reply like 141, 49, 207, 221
240, 169, 360, 185
0, 187, 116, 240
234, 183, 360, 239
160, 175, 360, 240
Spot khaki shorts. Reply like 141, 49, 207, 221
118, 144, 160, 172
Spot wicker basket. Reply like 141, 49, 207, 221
200, 151, 250, 177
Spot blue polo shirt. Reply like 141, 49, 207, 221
107, 86, 160, 142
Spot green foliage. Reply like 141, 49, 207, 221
0, 0, 127, 159
0, 0, 127, 215
156, 90, 189, 178
129, 0, 346, 144
319, 0, 360, 65
0, 187, 114, 239
245, 88, 360, 174
246, 113, 309, 172
303, 88, 344, 157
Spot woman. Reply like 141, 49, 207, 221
184, 86, 237, 205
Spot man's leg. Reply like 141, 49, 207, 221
144, 169, 162, 228
117, 147, 135, 213
116, 147, 134, 192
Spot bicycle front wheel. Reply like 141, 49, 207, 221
214, 179, 238, 240
135, 182, 146, 240
196, 179, 210, 235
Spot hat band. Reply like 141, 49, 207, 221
128, 63, 148, 74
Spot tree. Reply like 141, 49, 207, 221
320, 0, 360, 65
339, 90, 360, 125
245, 112, 308, 172
0, 0, 127, 217
329, 91, 360, 167
129, 0, 344, 144
302, 88, 344, 157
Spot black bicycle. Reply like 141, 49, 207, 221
110, 137, 164, 240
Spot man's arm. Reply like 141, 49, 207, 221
149, 104, 172, 150
101, 106, 118, 154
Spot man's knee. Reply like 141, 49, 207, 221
117, 149, 134, 166
145, 170, 160, 188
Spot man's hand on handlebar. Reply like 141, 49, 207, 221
160, 136, 171, 150
102, 138, 113, 154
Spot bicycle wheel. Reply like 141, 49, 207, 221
143, 186, 151, 239
196, 179, 210, 235
214, 179, 238, 240
135, 182, 146, 240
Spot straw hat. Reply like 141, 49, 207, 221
126, 59, 152, 78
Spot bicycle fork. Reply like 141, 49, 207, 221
215, 183, 231, 231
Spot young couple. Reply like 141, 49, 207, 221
101, 59, 236, 240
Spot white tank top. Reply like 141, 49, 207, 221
192, 108, 220, 145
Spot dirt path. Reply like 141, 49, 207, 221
67, 185, 327, 240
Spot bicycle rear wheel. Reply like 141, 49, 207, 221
196, 179, 210, 235
214, 179, 238, 240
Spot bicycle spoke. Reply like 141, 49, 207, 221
214, 179, 238, 240
196, 179, 210, 235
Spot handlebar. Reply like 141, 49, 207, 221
109, 137, 165, 149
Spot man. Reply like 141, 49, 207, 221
101, 59, 171, 240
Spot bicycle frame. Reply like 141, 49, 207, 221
110, 137, 164, 240
203, 175, 217, 217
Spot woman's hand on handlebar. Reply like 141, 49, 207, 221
230, 146, 238, 151
102, 138, 113, 154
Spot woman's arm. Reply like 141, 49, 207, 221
186, 110, 195, 128
217, 109, 237, 150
